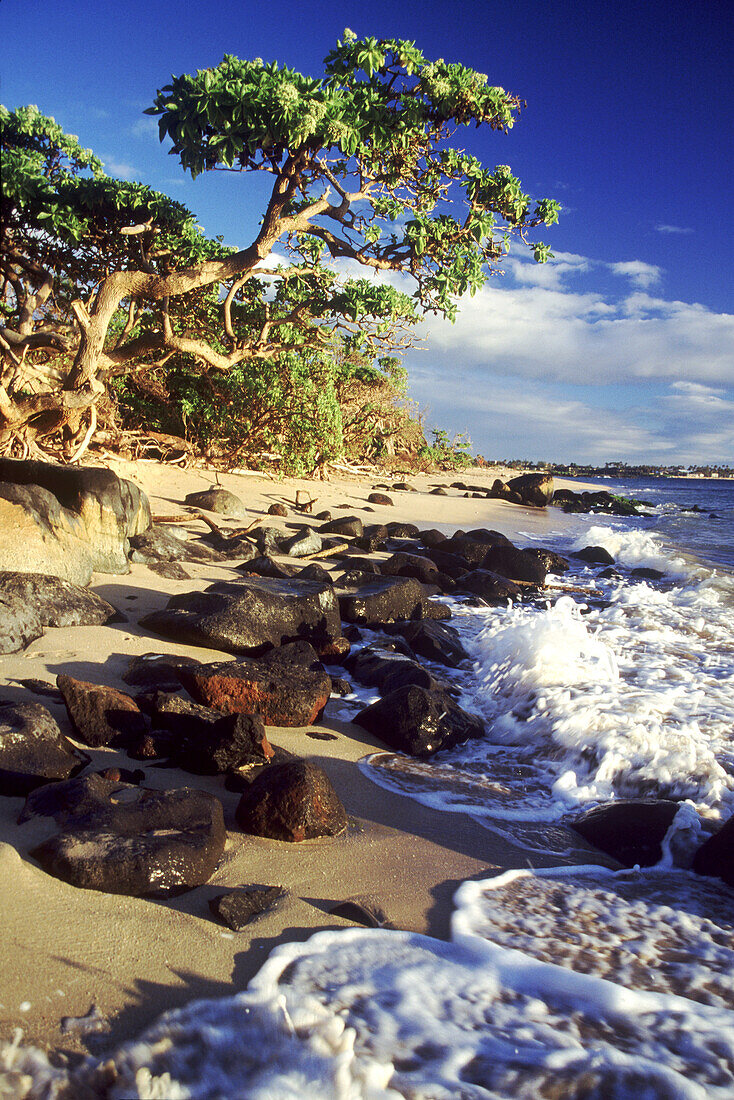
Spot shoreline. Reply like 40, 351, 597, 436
0, 460, 610, 1060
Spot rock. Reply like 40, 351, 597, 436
176, 656, 332, 727
238, 555, 301, 579
345, 645, 440, 694
381, 552, 440, 585
129, 525, 227, 565
430, 487, 448, 496
209, 886, 286, 930
523, 548, 570, 575
382, 619, 469, 668
458, 569, 522, 603
440, 535, 501, 567
574, 546, 616, 565
0, 702, 90, 796
141, 575, 343, 656
335, 576, 425, 624
268, 503, 288, 517
481, 544, 548, 584
183, 487, 247, 518
22, 773, 226, 896
329, 896, 388, 928
251, 526, 284, 555
693, 815, 734, 887
570, 801, 681, 867
631, 567, 666, 580
280, 527, 322, 558
147, 561, 191, 580
418, 528, 448, 548
315, 509, 332, 522
418, 600, 453, 621
391, 482, 417, 492
423, 547, 469, 580
0, 458, 150, 583
297, 562, 331, 584
152, 696, 274, 774
506, 472, 555, 507
56, 675, 148, 748
367, 492, 393, 506
320, 515, 364, 538
355, 524, 389, 553
122, 653, 206, 692
235, 760, 347, 841
0, 571, 120, 654
386, 522, 420, 538
354, 685, 483, 757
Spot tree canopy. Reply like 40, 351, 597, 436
0, 31, 559, 465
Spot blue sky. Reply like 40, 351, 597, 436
2, 0, 732, 464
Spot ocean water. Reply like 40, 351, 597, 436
7, 477, 734, 1097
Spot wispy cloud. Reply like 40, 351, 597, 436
131, 117, 159, 140
101, 156, 139, 180
609, 260, 662, 288
655, 224, 694, 235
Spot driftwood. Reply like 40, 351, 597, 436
512, 577, 600, 598
302, 541, 349, 560
195, 511, 260, 540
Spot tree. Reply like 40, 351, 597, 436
1, 31, 559, 459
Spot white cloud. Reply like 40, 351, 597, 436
131, 117, 160, 139
609, 260, 662, 288
101, 156, 139, 180
655, 224, 694, 234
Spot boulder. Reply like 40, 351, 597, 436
268, 503, 288, 517
176, 655, 332, 727
386, 522, 420, 538
570, 800, 680, 867
56, 675, 148, 748
574, 546, 616, 566
151, 695, 274, 774
122, 652, 206, 693
183, 487, 247, 518
506, 472, 555, 507
22, 773, 225, 896
238, 555, 301, 579
367, 492, 393, 506
335, 576, 426, 624
458, 569, 522, 604
381, 552, 440, 585
280, 527, 322, 558
382, 619, 469, 668
235, 760, 347, 841
129, 525, 231, 565
354, 685, 484, 757
345, 645, 440, 695
0, 702, 90, 796
251, 526, 284, 555
481, 544, 548, 584
141, 575, 342, 656
320, 515, 364, 538
693, 815, 734, 887
523, 548, 570, 575
0, 571, 120, 654
355, 524, 389, 553
0, 458, 150, 582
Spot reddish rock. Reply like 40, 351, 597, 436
56, 675, 147, 747
235, 760, 347, 841
177, 658, 331, 727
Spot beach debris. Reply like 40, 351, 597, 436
141, 574, 343, 656
294, 490, 317, 512
209, 885, 287, 930
176, 653, 332, 727
0, 570, 121, 654
56, 675, 147, 748
570, 800, 681, 868
183, 486, 248, 518
21, 774, 226, 896
60, 1004, 108, 1036
335, 575, 426, 624
12, 678, 63, 701
0, 702, 89, 796
235, 760, 347, 841
354, 684, 484, 757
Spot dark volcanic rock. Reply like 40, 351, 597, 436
440, 535, 501, 567
418, 528, 449, 549
56, 675, 147, 748
147, 561, 191, 580
381, 552, 440, 585
423, 547, 469, 580
355, 525, 389, 553
129, 525, 229, 565
159, 701, 274, 775
141, 575, 342, 656
386, 522, 420, 538
506, 472, 555, 507
570, 800, 681, 867
0, 571, 119, 654
122, 653, 205, 692
335, 576, 425, 624
523, 548, 570, 575
268, 503, 288, 517
344, 645, 440, 695
481, 544, 548, 584
183, 487, 247, 518
631, 567, 666, 581
238, 555, 301, 579
382, 619, 469, 668
176, 657, 331, 727
235, 760, 347, 841
458, 569, 522, 603
367, 492, 393, 506
0, 702, 90, 796
354, 685, 483, 757
574, 545, 616, 566
320, 515, 364, 538
693, 815, 734, 887
23, 773, 225, 896
209, 886, 286, 929
280, 527, 322, 558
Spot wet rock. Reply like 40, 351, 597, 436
236, 760, 347, 841
458, 569, 522, 603
418, 600, 453, 621
22, 773, 226, 896
354, 685, 483, 757
320, 515, 364, 538
381, 551, 440, 585
382, 619, 469, 668
506, 471, 555, 507
631, 566, 666, 580
0, 702, 90, 796
0, 571, 120, 654
423, 547, 469, 580
335, 576, 425, 624
570, 801, 681, 867
209, 885, 286, 930
574, 546, 616, 565
176, 656, 332, 727
141, 575, 342, 656
56, 675, 147, 748
523, 548, 570, 575
439, 535, 501, 567
183, 487, 247, 518
345, 645, 439, 694
367, 492, 393, 506
481, 544, 548, 584
280, 527, 322, 558
693, 815, 734, 887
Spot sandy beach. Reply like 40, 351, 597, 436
0, 458, 607, 1064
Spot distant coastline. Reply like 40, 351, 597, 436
482, 460, 734, 481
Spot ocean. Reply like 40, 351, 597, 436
19, 478, 734, 1097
